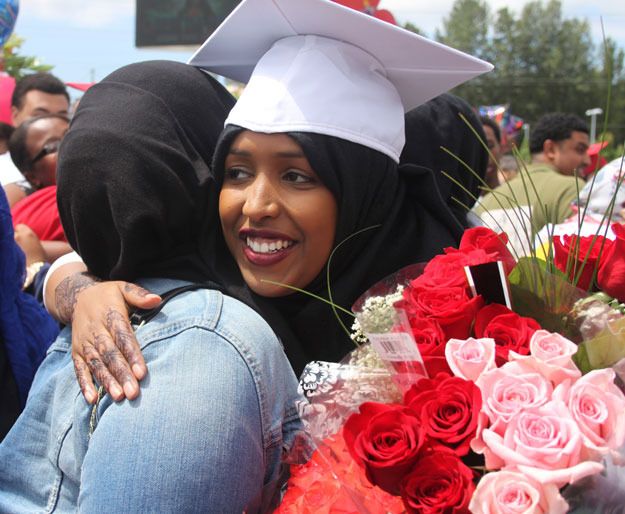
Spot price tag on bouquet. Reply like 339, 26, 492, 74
366, 332, 428, 391
367, 332, 423, 362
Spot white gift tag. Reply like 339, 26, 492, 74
367, 332, 424, 363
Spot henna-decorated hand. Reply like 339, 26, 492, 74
55, 274, 161, 403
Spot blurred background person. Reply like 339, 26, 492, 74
480, 115, 502, 193
0, 121, 28, 207
498, 154, 519, 182
1, 73, 69, 208
475, 112, 590, 255
536, 155, 625, 243
0, 187, 59, 440
10, 73, 70, 127
581, 140, 609, 180
0, 122, 13, 155
8, 114, 72, 262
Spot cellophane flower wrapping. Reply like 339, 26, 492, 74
276, 346, 405, 513
351, 263, 429, 392
275, 227, 625, 513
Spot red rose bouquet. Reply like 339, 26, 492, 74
275, 227, 625, 513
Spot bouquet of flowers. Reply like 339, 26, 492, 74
546, 224, 625, 374
276, 227, 625, 513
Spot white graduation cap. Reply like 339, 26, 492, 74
189, 0, 493, 162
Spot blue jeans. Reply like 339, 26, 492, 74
0, 279, 302, 513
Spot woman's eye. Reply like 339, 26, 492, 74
283, 170, 314, 184
225, 167, 251, 181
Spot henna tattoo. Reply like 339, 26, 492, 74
91, 331, 131, 384
73, 355, 94, 399
123, 282, 150, 298
85, 354, 119, 397
104, 349, 132, 377
55, 272, 101, 324
104, 308, 140, 363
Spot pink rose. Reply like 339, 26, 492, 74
445, 337, 496, 382
553, 368, 625, 462
508, 330, 581, 386
475, 366, 553, 436
481, 401, 604, 486
469, 470, 568, 514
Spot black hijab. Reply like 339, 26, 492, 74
208, 125, 464, 374
57, 61, 235, 281
400, 93, 488, 227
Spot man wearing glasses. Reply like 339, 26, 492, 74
2, 73, 70, 207
9, 114, 72, 263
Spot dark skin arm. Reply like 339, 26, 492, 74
45, 261, 161, 403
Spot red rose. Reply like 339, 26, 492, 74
474, 303, 541, 365
598, 223, 625, 302
459, 226, 516, 274
276, 433, 405, 514
400, 449, 475, 514
411, 248, 494, 290
343, 402, 426, 494
406, 317, 452, 376
401, 285, 484, 340
553, 234, 604, 290
404, 373, 482, 456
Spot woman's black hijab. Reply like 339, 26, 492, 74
401, 93, 488, 227
209, 124, 465, 374
57, 60, 235, 281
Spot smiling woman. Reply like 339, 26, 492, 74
220, 130, 337, 297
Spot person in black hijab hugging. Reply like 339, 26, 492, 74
0, 61, 301, 513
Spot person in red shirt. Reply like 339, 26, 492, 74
9, 114, 72, 261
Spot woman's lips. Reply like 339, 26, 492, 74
240, 232, 297, 267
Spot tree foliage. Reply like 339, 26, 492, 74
1, 34, 53, 80
403, 22, 423, 36
435, 0, 625, 144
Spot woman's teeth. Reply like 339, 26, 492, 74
246, 237, 294, 254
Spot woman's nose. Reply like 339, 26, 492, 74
241, 175, 280, 221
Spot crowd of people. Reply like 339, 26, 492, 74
0, 0, 623, 510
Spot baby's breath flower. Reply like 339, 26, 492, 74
350, 318, 369, 345
353, 285, 404, 334
346, 343, 386, 369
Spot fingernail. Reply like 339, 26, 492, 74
123, 382, 138, 398
85, 391, 96, 404
110, 384, 123, 399
132, 364, 146, 379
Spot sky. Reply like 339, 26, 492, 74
9, 0, 625, 99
